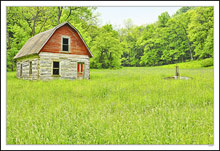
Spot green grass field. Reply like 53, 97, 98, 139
6, 65, 213, 144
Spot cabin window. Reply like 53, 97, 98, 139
52, 61, 60, 75
29, 61, 32, 75
62, 37, 69, 51
20, 63, 22, 77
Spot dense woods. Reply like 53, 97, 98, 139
7, 6, 213, 71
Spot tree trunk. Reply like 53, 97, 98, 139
129, 48, 131, 66
32, 21, 36, 36
7, 31, 11, 50
99, 50, 104, 68
11, 64, 14, 71
185, 35, 193, 60
181, 24, 193, 60
32, 8, 39, 36
58, 7, 63, 24
38, 16, 49, 33
7, 30, 13, 71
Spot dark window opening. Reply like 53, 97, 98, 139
20, 64, 22, 77
53, 61, 59, 75
62, 37, 69, 51
63, 38, 68, 44
62, 45, 69, 51
29, 61, 32, 75
53, 62, 59, 68
53, 69, 59, 75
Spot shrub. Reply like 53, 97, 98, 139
200, 58, 213, 67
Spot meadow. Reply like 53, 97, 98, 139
6, 65, 213, 144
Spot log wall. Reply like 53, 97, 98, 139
16, 57, 39, 80
38, 52, 90, 80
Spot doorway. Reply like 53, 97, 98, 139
77, 62, 84, 79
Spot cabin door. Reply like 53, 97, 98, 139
77, 62, 84, 79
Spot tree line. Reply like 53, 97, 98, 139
7, 6, 213, 71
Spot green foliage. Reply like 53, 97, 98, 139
6, 6, 97, 71
173, 6, 194, 16
204, 28, 214, 58
7, 68, 213, 144
90, 25, 122, 69
158, 11, 170, 27
7, 6, 214, 70
188, 7, 213, 59
200, 58, 213, 67
136, 6, 213, 66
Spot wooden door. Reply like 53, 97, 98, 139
77, 63, 84, 79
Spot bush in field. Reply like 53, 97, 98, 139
200, 58, 213, 67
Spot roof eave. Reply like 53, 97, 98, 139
14, 53, 39, 60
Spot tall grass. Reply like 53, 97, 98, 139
7, 67, 213, 144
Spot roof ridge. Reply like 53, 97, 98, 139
32, 22, 68, 38
32, 27, 55, 38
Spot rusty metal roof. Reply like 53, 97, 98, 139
14, 22, 93, 59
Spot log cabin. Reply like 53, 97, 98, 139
14, 21, 93, 80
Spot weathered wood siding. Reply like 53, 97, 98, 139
16, 57, 39, 80
40, 24, 91, 56
39, 52, 90, 80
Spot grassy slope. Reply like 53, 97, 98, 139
6, 65, 213, 144
159, 60, 213, 69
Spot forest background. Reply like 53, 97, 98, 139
6, 6, 213, 71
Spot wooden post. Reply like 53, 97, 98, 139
175, 65, 179, 76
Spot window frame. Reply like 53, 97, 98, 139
61, 36, 70, 52
52, 61, 60, 76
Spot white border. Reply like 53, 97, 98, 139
2, 1, 218, 7
1, 1, 219, 150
